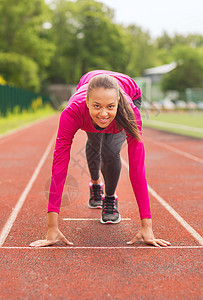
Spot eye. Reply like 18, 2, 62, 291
108, 105, 115, 109
94, 105, 100, 109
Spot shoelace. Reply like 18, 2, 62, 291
92, 185, 102, 201
103, 197, 117, 214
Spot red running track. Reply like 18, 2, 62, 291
0, 115, 202, 299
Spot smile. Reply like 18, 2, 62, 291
97, 117, 110, 124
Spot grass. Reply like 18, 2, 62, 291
142, 111, 203, 139
1, 105, 202, 139
0, 104, 57, 136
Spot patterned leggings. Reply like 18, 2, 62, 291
86, 131, 126, 195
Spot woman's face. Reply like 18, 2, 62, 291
86, 87, 119, 128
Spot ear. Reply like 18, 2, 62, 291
85, 96, 89, 108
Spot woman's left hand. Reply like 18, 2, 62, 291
127, 219, 171, 247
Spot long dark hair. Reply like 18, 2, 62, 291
87, 74, 141, 141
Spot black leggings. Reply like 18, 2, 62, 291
86, 131, 126, 195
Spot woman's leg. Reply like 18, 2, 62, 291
101, 131, 126, 196
86, 132, 103, 181
86, 132, 104, 208
100, 131, 126, 223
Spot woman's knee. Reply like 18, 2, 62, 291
86, 132, 102, 152
101, 132, 125, 162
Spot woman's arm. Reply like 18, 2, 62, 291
48, 106, 81, 213
126, 108, 171, 247
30, 212, 73, 247
127, 219, 171, 247
30, 105, 82, 247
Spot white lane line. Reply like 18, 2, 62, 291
0, 133, 56, 247
0, 246, 202, 249
144, 137, 203, 164
144, 120, 203, 133
121, 158, 203, 246
63, 218, 131, 221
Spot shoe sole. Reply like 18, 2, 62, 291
100, 214, 121, 224
88, 203, 102, 209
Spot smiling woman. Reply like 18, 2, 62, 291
86, 74, 141, 140
30, 70, 171, 248
86, 87, 118, 128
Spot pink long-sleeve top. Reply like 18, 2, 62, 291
48, 70, 151, 219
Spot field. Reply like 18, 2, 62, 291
0, 104, 55, 136
143, 111, 203, 139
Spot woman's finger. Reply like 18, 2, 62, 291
60, 234, 73, 245
29, 240, 46, 247
126, 233, 143, 245
29, 239, 58, 247
158, 239, 171, 245
155, 239, 168, 247
156, 239, 171, 247
147, 240, 161, 247
30, 235, 73, 247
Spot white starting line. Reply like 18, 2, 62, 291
63, 218, 131, 221
0, 246, 202, 250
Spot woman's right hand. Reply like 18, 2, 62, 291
29, 227, 73, 247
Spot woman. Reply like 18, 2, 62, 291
30, 70, 171, 248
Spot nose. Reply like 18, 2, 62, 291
100, 109, 108, 117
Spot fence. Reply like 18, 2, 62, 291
0, 84, 51, 117
186, 88, 203, 103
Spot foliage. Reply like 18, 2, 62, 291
0, 75, 7, 85
161, 46, 203, 92
31, 97, 43, 111
0, 104, 55, 135
0, 0, 202, 93
124, 25, 158, 77
0, 0, 55, 88
0, 52, 40, 91
156, 32, 203, 50
46, 0, 128, 84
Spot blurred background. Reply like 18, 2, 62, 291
0, 0, 203, 136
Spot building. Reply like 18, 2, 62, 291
143, 62, 177, 84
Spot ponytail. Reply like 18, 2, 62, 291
115, 88, 141, 141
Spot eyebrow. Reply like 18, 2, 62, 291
92, 101, 116, 105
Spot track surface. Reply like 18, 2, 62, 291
0, 114, 202, 299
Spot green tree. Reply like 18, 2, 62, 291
161, 46, 203, 93
74, 0, 127, 76
156, 32, 203, 50
0, 53, 40, 91
46, 0, 127, 84
0, 0, 55, 90
124, 25, 158, 77
155, 32, 203, 64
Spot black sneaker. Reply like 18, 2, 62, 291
88, 181, 104, 209
101, 195, 121, 224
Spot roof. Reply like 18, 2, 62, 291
143, 62, 177, 75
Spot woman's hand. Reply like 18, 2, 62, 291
29, 212, 73, 247
29, 227, 73, 247
127, 219, 171, 247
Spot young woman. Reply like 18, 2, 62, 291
30, 70, 171, 248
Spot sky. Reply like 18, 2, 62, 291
99, 0, 203, 38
